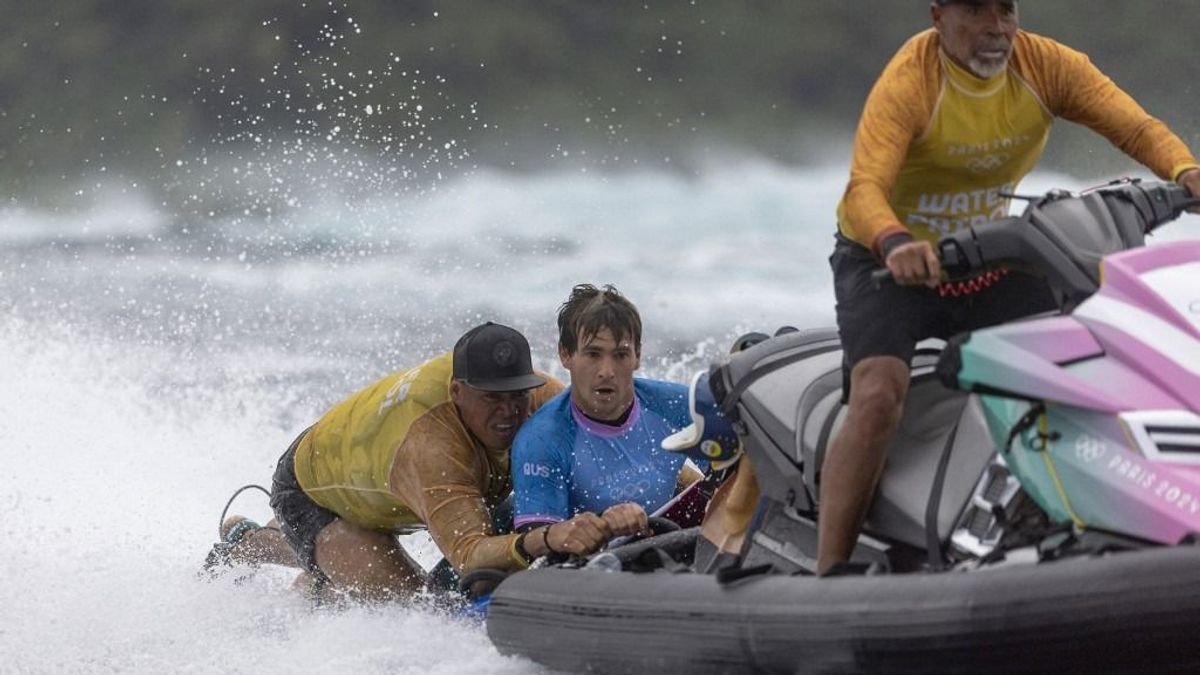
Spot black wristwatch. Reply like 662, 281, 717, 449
514, 529, 534, 563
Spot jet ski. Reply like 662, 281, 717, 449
486, 179, 1200, 674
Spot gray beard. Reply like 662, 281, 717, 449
967, 56, 1010, 79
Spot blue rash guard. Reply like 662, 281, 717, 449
512, 378, 693, 528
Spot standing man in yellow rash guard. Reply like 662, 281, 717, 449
818, 0, 1200, 575
210, 322, 620, 602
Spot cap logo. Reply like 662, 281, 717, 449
492, 340, 516, 367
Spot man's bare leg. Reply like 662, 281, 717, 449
816, 356, 910, 575
219, 515, 424, 602
312, 519, 425, 603
220, 516, 302, 568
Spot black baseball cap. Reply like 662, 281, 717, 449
452, 322, 547, 392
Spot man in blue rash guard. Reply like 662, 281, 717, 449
511, 284, 705, 547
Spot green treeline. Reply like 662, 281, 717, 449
2, 1, 1197, 198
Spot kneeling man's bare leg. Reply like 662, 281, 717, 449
313, 519, 425, 602
222, 517, 302, 568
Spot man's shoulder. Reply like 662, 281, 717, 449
516, 390, 574, 439
391, 401, 478, 484
312, 352, 452, 444
902, 28, 939, 52
1008, 30, 1093, 99
385, 351, 454, 408
634, 378, 690, 416
1011, 30, 1084, 67
528, 388, 572, 421
511, 393, 574, 463
1013, 29, 1066, 50
871, 28, 941, 95
634, 377, 687, 395
887, 28, 940, 69
406, 401, 472, 450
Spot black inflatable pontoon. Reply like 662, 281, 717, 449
487, 540, 1200, 674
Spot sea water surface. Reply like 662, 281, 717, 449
1, 163, 1194, 673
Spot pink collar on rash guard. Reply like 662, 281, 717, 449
569, 395, 642, 438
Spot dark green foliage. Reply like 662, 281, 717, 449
1, 1, 1195, 195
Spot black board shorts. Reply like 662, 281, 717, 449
269, 427, 337, 576
830, 233, 1057, 388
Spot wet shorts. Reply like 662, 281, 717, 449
830, 233, 1057, 384
269, 427, 337, 576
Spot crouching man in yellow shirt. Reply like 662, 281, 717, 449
210, 322, 623, 602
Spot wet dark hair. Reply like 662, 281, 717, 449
556, 284, 642, 355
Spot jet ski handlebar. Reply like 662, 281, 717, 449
870, 179, 1194, 289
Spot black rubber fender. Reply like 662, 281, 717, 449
487, 545, 1200, 674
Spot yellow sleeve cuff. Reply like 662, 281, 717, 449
1171, 162, 1200, 182
507, 533, 531, 570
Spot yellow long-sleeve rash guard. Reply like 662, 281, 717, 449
837, 29, 1199, 255
292, 352, 564, 574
